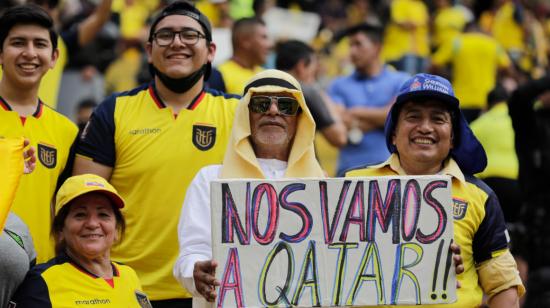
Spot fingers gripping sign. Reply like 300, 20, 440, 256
194, 260, 220, 302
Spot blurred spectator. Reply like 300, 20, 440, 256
55, 0, 118, 119
431, 22, 512, 122
382, 0, 430, 75
328, 23, 409, 175
508, 75, 550, 271
75, 98, 97, 132
209, 17, 272, 95
275, 40, 347, 147
471, 84, 520, 222
431, 0, 472, 50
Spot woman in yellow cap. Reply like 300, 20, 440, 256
11, 174, 151, 307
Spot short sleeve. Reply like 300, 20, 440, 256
11, 269, 52, 308
472, 187, 509, 263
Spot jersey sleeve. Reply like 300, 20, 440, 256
472, 185, 509, 263
11, 269, 52, 308
76, 95, 117, 167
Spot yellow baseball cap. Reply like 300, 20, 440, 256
55, 174, 125, 215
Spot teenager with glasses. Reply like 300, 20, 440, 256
174, 69, 326, 306
73, 1, 240, 307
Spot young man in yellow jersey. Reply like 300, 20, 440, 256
74, 1, 240, 307
346, 73, 524, 307
0, 4, 78, 263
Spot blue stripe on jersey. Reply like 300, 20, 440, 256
466, 175, 509, 263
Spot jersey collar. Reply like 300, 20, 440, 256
148, 82, 206, 111
385, 153, 465, 183
0, 96, 44, 118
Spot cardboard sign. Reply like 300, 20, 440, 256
263, 7, 321, 42
211, 176, 456, 307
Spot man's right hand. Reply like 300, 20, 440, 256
193, 260, 220, 302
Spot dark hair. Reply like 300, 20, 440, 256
275, 40, 314, 71
0, 4, 58, 52
51, 193, 126, 256
345, 22, 384, 44
27, 0, 59, 10
148, 1, 212, 43
76, 98, 98, 111
231, 17, 265, 47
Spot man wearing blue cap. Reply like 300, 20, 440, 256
346, 73, 524, 307
73, 1, 240, 307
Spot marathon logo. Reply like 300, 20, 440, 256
452, 198, 468, 220
192, 124, 216, 151
74, 298, 111, 305
37, 143, 57, 169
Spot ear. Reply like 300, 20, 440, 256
207, 41, 217, 63
145, 42, 153, 63
49, 48, 59, 69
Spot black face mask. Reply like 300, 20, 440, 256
151, 64, 207, 93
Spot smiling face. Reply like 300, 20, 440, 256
146, 15, 215, 79
0, 23, 58, 90
60, 193, 118, 261
392, 100, 454, 175
249, 91, 298, 160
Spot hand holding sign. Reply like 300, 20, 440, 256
194, 260, 220, 302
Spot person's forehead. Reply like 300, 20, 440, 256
6, 23, 50, 40
252, 91, 294, 97
154, 15, 203, 33
401, 99, 451, 113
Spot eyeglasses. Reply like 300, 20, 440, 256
248, 96, 301, 116
153, 29, 206, 47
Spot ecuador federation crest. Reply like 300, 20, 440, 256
452, 198, 468, 220
37, 143, 57, 169
135, 290, 152, 308
192, 124, 216, 151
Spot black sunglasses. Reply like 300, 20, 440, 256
248, 96, 301, 116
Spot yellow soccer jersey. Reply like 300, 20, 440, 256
471, 103, 518, 180
345, 154, 512, 307
77, 83, 239, 300
432, 6, 468, 48
0, 99, 78, 263
382, 0, 430, 61
432, 32, 510, 109
217, 59, 264, 95
11, 253, 150, 307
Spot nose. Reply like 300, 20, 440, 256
417, 118, 434, 132
266, 98, 280, 115
22, 43, 37, 58
84, 215, 100, 228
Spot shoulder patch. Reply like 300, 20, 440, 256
192, 124, 216, 151
452, 198, 468, 220
37, 143, 57, 168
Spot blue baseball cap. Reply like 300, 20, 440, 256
385, 73, 487, 175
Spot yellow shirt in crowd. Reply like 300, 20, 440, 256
382, 0, 430, 62
432, 32, 510, 109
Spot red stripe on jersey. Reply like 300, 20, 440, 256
34, 101, 43, 118
149, 85, 166, 109
188, 91, 206, 110
0, 97, 10, 111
